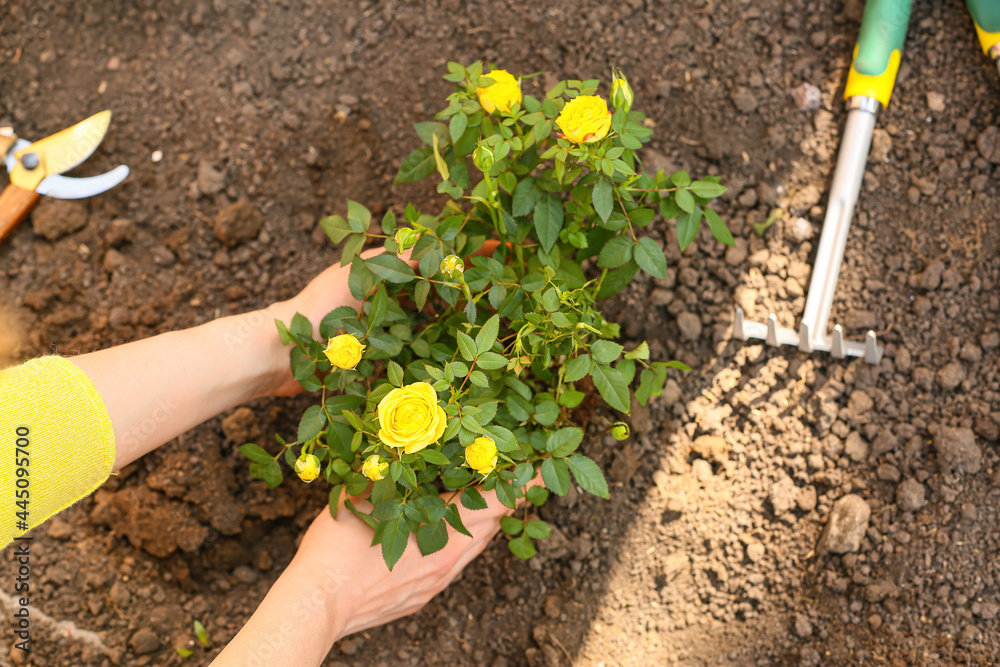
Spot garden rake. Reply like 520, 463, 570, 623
736, 0, 998, 365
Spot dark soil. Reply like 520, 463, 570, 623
1, 0, 999, 665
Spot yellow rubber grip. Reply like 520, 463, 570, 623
844, 47, 902, 107
974, 21, 1000, 54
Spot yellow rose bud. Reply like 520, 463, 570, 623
476, 69, 521, 114
610, 68, 634, 113
556, 95, 612, 144
324, 334, 365, 370
376, 382, 448, 454
440, 255, 465, 280
610, 422, 630, 441
362, 454, 389, 481
294, 453, 321, 483
394, 228, 420, 252
465, 436, 498, 475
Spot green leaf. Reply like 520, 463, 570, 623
444, 504, 473, 537
676, 209, 702, 251
533, 193, 564, 253
500, 516, 523, 536
512, 177, 542, 217
381, 210, 397, 235
456, 331, 477, 361
670, 170, 691, 187
525, 520, 552, 539
494, 479, 517, 509
239, 443, 273, 464
540, 457, 570, 496
417, 520, 450, 556
476, 314, 500, 355
591, 364, 630, 413
346, 200, 371, 233
625, 341, 650, 360
590, 340, 624, 364
592, 178, 613, 222
461, 487, 489, 510
249, 459, 282, 489
366, 255, 417, 283
634, 237, 667, 279
533, 400, 560, 426
546, 427, 583, 457
176, 648, 194, 658
564, 354, 592, 383
690, 180, 728, 198
596, 260, 639, 300
567, 455, 610, 499
194, 620, 210, 649
431, 132, 449, 181
369, 283, 389, 328
415, 280, 430, 310
675, 189, 695, 214
341, 233, 366, 267
394, 146, 436, 184
449, 112, 468, 144
297, 405, 327, 443
558, 390, 585, 408
665, 360, 692, 371
414, 121, 450, 147
319, 215, 353, 244
419, 449, 451, 466
380, 516, 410, 571
476, 352, 508, 370
597, 236, 633, 269
526, 485, 549, 506
509, 534, 536, 559
386, 360, 404, 387
704, 208, 735, 246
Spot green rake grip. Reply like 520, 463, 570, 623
844, 0, 913, 107
967, 0, 1000, 54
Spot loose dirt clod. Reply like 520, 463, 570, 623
818, 494, 871, 554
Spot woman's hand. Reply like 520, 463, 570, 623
210, 486, 517, 666
263, 248, 412, 397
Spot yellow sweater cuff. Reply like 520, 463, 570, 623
0, 356, 116, 547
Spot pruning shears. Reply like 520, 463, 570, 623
0, 110, 129, 246
735, 0, 999, 365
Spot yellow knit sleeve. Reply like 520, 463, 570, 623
0, 356, 116, 548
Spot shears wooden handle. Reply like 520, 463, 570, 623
0, 184, 40, 245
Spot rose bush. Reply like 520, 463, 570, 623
239, 62, 733, 569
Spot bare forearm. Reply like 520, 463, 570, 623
211, 559, 342, 667
71, 305, 291, 469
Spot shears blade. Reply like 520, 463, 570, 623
9, 111, 113, 191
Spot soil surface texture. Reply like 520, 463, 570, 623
1, 0, 999, 665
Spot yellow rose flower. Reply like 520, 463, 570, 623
376, 382, 448, 454
556, 95, 612, 144
324, 333, 365, 370
362, 455, 389, 481
476, 69, 522, 114
465, 436, 498, 475
294, 453, 321, 483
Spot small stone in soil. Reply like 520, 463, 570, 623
818, 494, 871, 554
676, 312, 702, 341
935, 426, 981, 474
215, 201, 265, 246
896, 478, 926, 512
130, 628, 161, 655
31, 199, 89, 241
